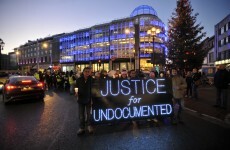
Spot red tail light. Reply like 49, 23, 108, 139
6, 85, 17, 90
37, 83, 43, 87
22, 80, 32, 83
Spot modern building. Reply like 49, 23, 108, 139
214, 14, 230, 69
58, 5, 167, 72
15, 34, 64, 73
14, 5, 167, 73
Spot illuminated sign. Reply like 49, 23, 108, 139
92, 78, 173, 124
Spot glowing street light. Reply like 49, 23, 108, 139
16, 51, 20, 70
42, 43, 48, 49
42, 42, 52, 70
147, 27, 161, 67
37, 41, 52, 71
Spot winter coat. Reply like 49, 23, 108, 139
172, 75, 187, 99
76, 76, 93, 104
214, 69, 230, 89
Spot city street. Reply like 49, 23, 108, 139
0, 89, 230, 150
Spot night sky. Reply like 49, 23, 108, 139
0, 0, 229, 54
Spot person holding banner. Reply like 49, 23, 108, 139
120, 70, 128, 79
147, 70, 160, 125
75, 67, 94, 135
191, 68, 201, 99
171, 68, 187, 124
128, 69, 137, 79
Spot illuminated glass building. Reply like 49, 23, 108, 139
59, 5, 167, 72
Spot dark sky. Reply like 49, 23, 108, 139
0, 0, 229, 54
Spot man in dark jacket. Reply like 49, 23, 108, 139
192, 68, 200, 99
75, 67, 94, 135
214, 64, 230, 109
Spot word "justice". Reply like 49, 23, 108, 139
100, 79, 166, 96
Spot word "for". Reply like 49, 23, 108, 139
127, 96, 141, 106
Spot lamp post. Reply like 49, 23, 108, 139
42, 42, 53, 72
0, 38, 5, 70
134, 22, 140, 72
147, 27, 161, 69
36, 39, 40, 71
125, 28, 133, 70
16, 51, 19, 70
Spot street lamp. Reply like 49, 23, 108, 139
125, 28, 133, 70
16, 51, 19, 70
147, 27, 161, 68
0, 38, 5, 70
37, 40, 52, 72
42, 42, 53, 72
36, 39, 40, 71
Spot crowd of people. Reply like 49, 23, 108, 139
28, 65, 229, 135
72, 67, 216, 135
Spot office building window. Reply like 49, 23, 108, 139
220, 39, 224, 46
208, 52, 214, 62
221, 26, 224, 34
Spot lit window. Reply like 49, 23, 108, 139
221, 27, 225, 34
221, 39, 224, 46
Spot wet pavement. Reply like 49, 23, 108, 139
1, 89, 230, 150
184, 85, 230, 126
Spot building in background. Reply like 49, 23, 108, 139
201, 36, 216, 76
11, 9, 229, 74
15, 33, 63, 74
0, 54, 9, 70
58, 5, 167, 72
13, 5, 167, 73
214, 14, 230, 70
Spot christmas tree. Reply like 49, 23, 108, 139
166, 0, 207, 71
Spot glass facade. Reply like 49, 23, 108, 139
59, 5, 167, 72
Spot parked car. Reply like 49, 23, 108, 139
2, 76, 45, 104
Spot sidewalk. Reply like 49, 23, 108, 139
184, 86, 230, 126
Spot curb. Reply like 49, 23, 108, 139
225, 113, 230, 125
184, 107, 230, 128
